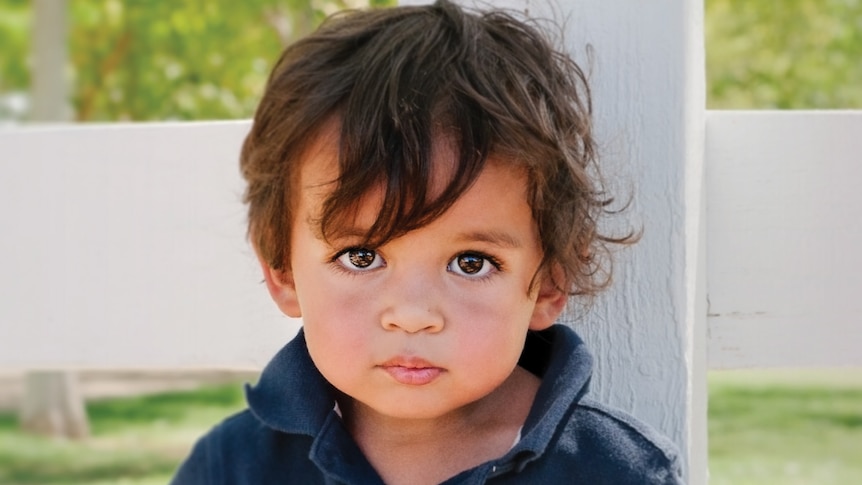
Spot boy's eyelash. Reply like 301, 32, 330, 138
328, 246, 374, 260
328, 246, 355, 262
467, 252, 504, 271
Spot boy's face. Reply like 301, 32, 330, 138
261, 127, 567, 422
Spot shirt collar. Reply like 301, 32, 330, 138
509, 325, 593, 464
245, 328, 337, 436
245, 325, 593, 461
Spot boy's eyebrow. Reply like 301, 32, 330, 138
316, 221, 524, 249
454, 230, 523, 249
312, 221, 371, 242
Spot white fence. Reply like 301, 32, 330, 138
0, 122, 299, 370
2, 1, 862, 483
706, 112, 862, 369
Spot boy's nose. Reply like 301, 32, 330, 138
381, 305, 444, 333
379, 277, 445, 334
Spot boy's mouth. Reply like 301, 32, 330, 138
379, 357, 443, 386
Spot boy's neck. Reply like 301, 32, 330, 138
339, 366, 540, 485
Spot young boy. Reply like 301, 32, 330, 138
172, 1, 683, 483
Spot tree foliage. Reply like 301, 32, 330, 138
0, 0, 30, 120
70, 0, 395, 121
1, 0, 861, 120
706, 0, 862, 109
1, 0, 392, 122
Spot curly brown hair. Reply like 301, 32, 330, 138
240, 0, 635, 298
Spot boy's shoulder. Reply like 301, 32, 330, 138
170, 408, 323, 485
544, 397, 684, 484
490, 325, 685, 484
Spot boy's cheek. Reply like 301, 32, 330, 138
295, 274, 374, 319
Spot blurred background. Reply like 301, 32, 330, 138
3, 0, 861, 126
1, 0, 860, 484
0, 0, 391, 124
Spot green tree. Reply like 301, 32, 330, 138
4, 1, 862, 118
0, 0, 393, 122
0, 0, 30, 120
69, 0, 361, 121
707, 0, 862, 109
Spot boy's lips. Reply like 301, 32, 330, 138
378, 356, 443, 386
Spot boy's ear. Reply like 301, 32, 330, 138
258, 256, 302, 318
529, 267, 568, 331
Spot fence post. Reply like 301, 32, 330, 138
544, 2, 706, 481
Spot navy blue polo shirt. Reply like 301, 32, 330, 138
171, 325, 684, 484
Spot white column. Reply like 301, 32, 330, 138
543, 2, 706, 481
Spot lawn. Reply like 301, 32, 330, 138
1, 370, 860, 484
0, 383, 249, 485
708, 369, 862, 485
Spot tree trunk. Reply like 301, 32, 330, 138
20, 371, 89, 439
20, 0, 90, 441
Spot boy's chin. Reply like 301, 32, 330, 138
341, 395, 483, 423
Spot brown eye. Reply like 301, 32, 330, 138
448, 253, 496, 278
349, 249, 377, 268
335, 248, 384, 271
457, 254, 485, 274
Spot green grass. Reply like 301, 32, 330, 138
708, 370, 862, 485
1, 372, 861, 484
0, 383, 248, 485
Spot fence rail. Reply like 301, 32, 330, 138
0, 122, 298, 370
706, 111, 862, 369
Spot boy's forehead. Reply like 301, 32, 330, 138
297, 117, 463, 200
297, 122, 340, 195
292, 115, 532, 246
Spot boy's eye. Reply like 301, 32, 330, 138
335, 248, 385, 271
447, 253, 497, 278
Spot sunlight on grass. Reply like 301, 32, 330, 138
709, 369, 862, 485
0, 382, 248, 485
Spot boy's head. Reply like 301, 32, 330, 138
241, 0, 627, 300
